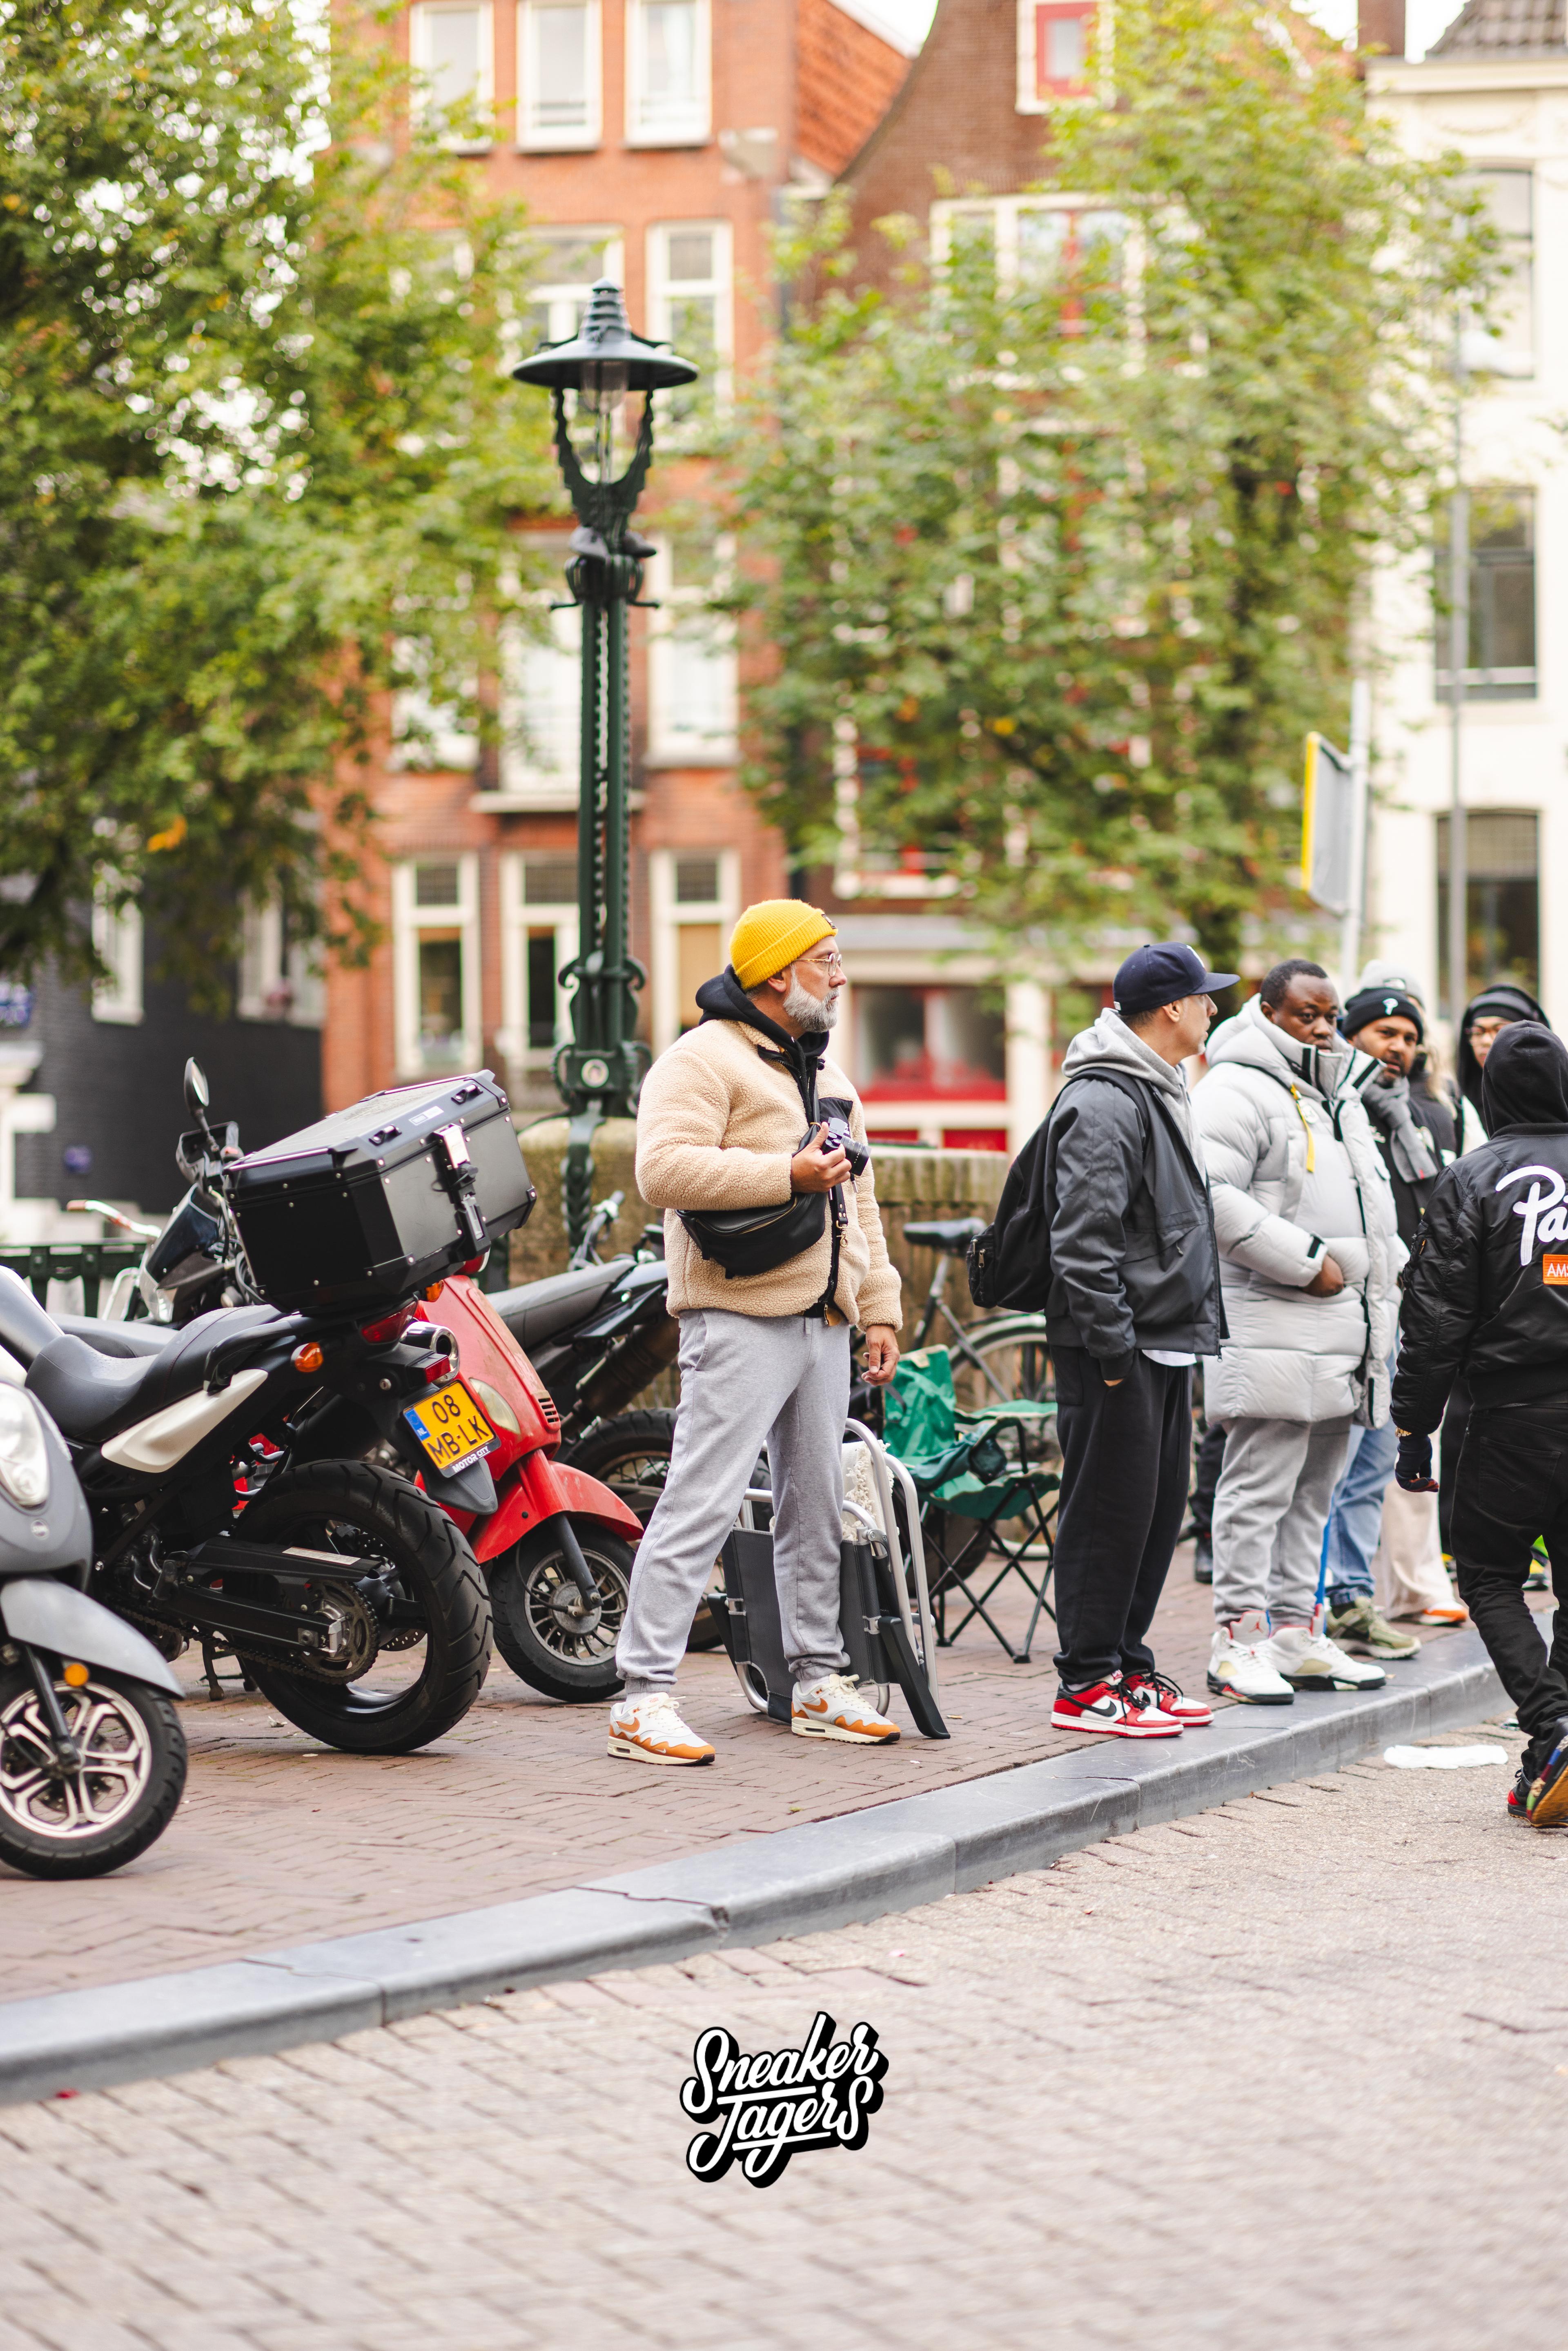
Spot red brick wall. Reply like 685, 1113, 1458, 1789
840, 0, 1052, 286
797, 0, 913, 176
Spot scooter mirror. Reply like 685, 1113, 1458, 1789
183, 1058, 211, 1119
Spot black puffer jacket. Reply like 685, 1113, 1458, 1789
1394, 1022, 1568, 1433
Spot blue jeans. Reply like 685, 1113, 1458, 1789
1323, 1355, 1397, 1608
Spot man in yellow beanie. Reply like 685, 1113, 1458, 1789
608, 900, 903, 1765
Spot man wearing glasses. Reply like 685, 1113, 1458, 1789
609, 900, 903, 1766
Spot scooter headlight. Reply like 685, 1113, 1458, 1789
0, 1389, 50, 1511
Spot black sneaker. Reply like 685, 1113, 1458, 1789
1508, 1768, 1532, 1820
1193, 1535, 1213, 1586
1526, 1719, 1568, 1827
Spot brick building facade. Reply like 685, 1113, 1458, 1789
323, 0, 914, 1121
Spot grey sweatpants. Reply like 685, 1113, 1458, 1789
615, 1308, 852, 1696
1211, 1415, 1353, 1628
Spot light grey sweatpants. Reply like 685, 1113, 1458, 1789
1211, 1415, 1354, 1628
615, 1308, 852, 1696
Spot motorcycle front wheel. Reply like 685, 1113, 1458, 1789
488, 1522, 633, 1703
0, 1665, 187, 1880
238, 1460, 493, 1754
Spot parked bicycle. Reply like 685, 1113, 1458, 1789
901, 1219, 1053, 1416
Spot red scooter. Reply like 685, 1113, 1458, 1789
416, 1274, 643, 1702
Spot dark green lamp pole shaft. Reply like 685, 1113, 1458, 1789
512, 281, 697, 1250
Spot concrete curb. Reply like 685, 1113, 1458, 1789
0, 1628, 1505, 2104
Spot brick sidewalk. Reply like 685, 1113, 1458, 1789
0, 1544, 1469, 2001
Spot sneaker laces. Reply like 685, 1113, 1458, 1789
805, 1671, 863, 1707
1139, 1669, 1184, 1711
626, 1691, 692, 1733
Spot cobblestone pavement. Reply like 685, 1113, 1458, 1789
0, 1713, 1555, 2351
3, 1539, 1391, 2000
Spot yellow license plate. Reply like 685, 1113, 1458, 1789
403, 1380, 497, 1474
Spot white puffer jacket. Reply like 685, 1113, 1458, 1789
1193, 998, 1406, 1426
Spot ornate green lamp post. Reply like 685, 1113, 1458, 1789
512, 281, 699, 1246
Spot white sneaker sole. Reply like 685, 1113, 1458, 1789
1206, 1670, 1293, 1705
607, 1734, 715, 1765
792, 1715, 900, 1743
1050, 1712, 1182, 1738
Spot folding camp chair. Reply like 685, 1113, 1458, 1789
883, 1345, 1060, 1665
705, 1420, 950, 1738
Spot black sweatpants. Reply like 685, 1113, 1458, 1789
1051, 1347, 1192, 1685
1451, 1395, 1568, 1758
1439, 1378, 1471, 1557
1189, 1421, 1227, 1542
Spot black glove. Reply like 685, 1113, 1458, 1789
1394, 1431, 1437, 1493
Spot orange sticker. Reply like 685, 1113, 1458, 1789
1544, 1256, 1568, 1286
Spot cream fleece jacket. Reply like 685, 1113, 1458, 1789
635, 1018, 902, 1329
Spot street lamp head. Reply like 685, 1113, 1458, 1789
512, 279, 699, 400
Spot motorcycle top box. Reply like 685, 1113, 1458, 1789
229, 1072, 536, 1315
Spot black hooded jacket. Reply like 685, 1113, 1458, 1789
1393, 1022, 1568, 1432
1455, 982, 1551, 1120
694, 967, 829, 1125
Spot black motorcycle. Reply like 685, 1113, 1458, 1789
0, 1272, 496, 1756
0, 1381, 187, 1878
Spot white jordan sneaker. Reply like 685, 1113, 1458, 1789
1259, 1621, 1387, 1693
1207, 1613, 1295, 1705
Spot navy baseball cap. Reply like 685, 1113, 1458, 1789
1113, 941, 1239, 1015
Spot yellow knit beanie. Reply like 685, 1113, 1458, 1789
729, 900, 838, 993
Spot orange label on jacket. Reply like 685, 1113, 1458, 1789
1544, 1255, 1568, 1286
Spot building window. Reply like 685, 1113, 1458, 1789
410, 2, 494, 144
646, 533, 737, 767
391, 637, 480, 771
498, 853, 579, 1075
520, 228, 624, 347
1017, 0, 1102, 109
932, 196, 1130, 304
239, 900, 326, 1028
1468, 168, 1532, 369
853, 984, 1007, 1134
626, 0, 709, 146
1437, 811, 1539, 1007
1435, 488, 1536, 701
91, 882, 142, 1026
648, 848, 739, 1052
517, 0, 600, 149
393, 856, 481, 1078
646, 220, 730, 425
497, 594, 581, 808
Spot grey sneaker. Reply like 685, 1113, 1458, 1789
1324, 1595, 1421, 1660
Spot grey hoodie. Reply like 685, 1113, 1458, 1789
1060, 1007, 1204, 1166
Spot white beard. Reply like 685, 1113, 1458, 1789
782, 977, 838, 1030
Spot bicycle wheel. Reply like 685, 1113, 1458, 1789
949, 1320, 1054, 1415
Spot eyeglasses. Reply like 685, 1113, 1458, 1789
796, 952, 846, 976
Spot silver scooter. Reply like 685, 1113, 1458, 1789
0, 1376, 186, 1878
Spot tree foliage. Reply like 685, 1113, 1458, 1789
0, 0, 556, 999
726, 0, 1494, 977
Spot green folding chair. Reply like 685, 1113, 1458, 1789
883, 1346, 1060, 1664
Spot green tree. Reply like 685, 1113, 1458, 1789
0, 0, 555, 1000
727, 0, 1493, 978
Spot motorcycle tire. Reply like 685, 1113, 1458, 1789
488, 1522, 634, 1703
559, 1409, 728, 1652
237, 1460, 493, 1754
0, 1664, 187, 1881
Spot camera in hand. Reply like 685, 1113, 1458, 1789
813, 1101, 870, 1180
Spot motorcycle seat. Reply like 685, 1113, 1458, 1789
58, 1316, 176, 1359
901, 1218, 987, 1254
27, 1305, 283, 1445
489, 1259, 635, 1350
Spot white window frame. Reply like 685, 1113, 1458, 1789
392, 856, 482, 1080
91, 882, 143, 1026
516, 0, 601, 149
411, 1, 494, 147
645, 534, 738, 769
1016, 0, 1111, 113
625, 0, 711, 147
391, 636, 480, 773
648, 848, 740, 1054
497, 853, 580, 1072
490, 539, 583, 810
238, 900, 326, 1029
929, 192, 1135, 293
503, 227, 623, 378
646, 218, 732, 407
831, 717, 961, 903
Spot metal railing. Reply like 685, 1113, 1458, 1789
0, 1243, 144, 1314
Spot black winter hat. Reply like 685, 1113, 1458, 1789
1342, 987, 1425, 1045
1458, 982, 1552, 1117
1481, 1021, 1568, 1135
